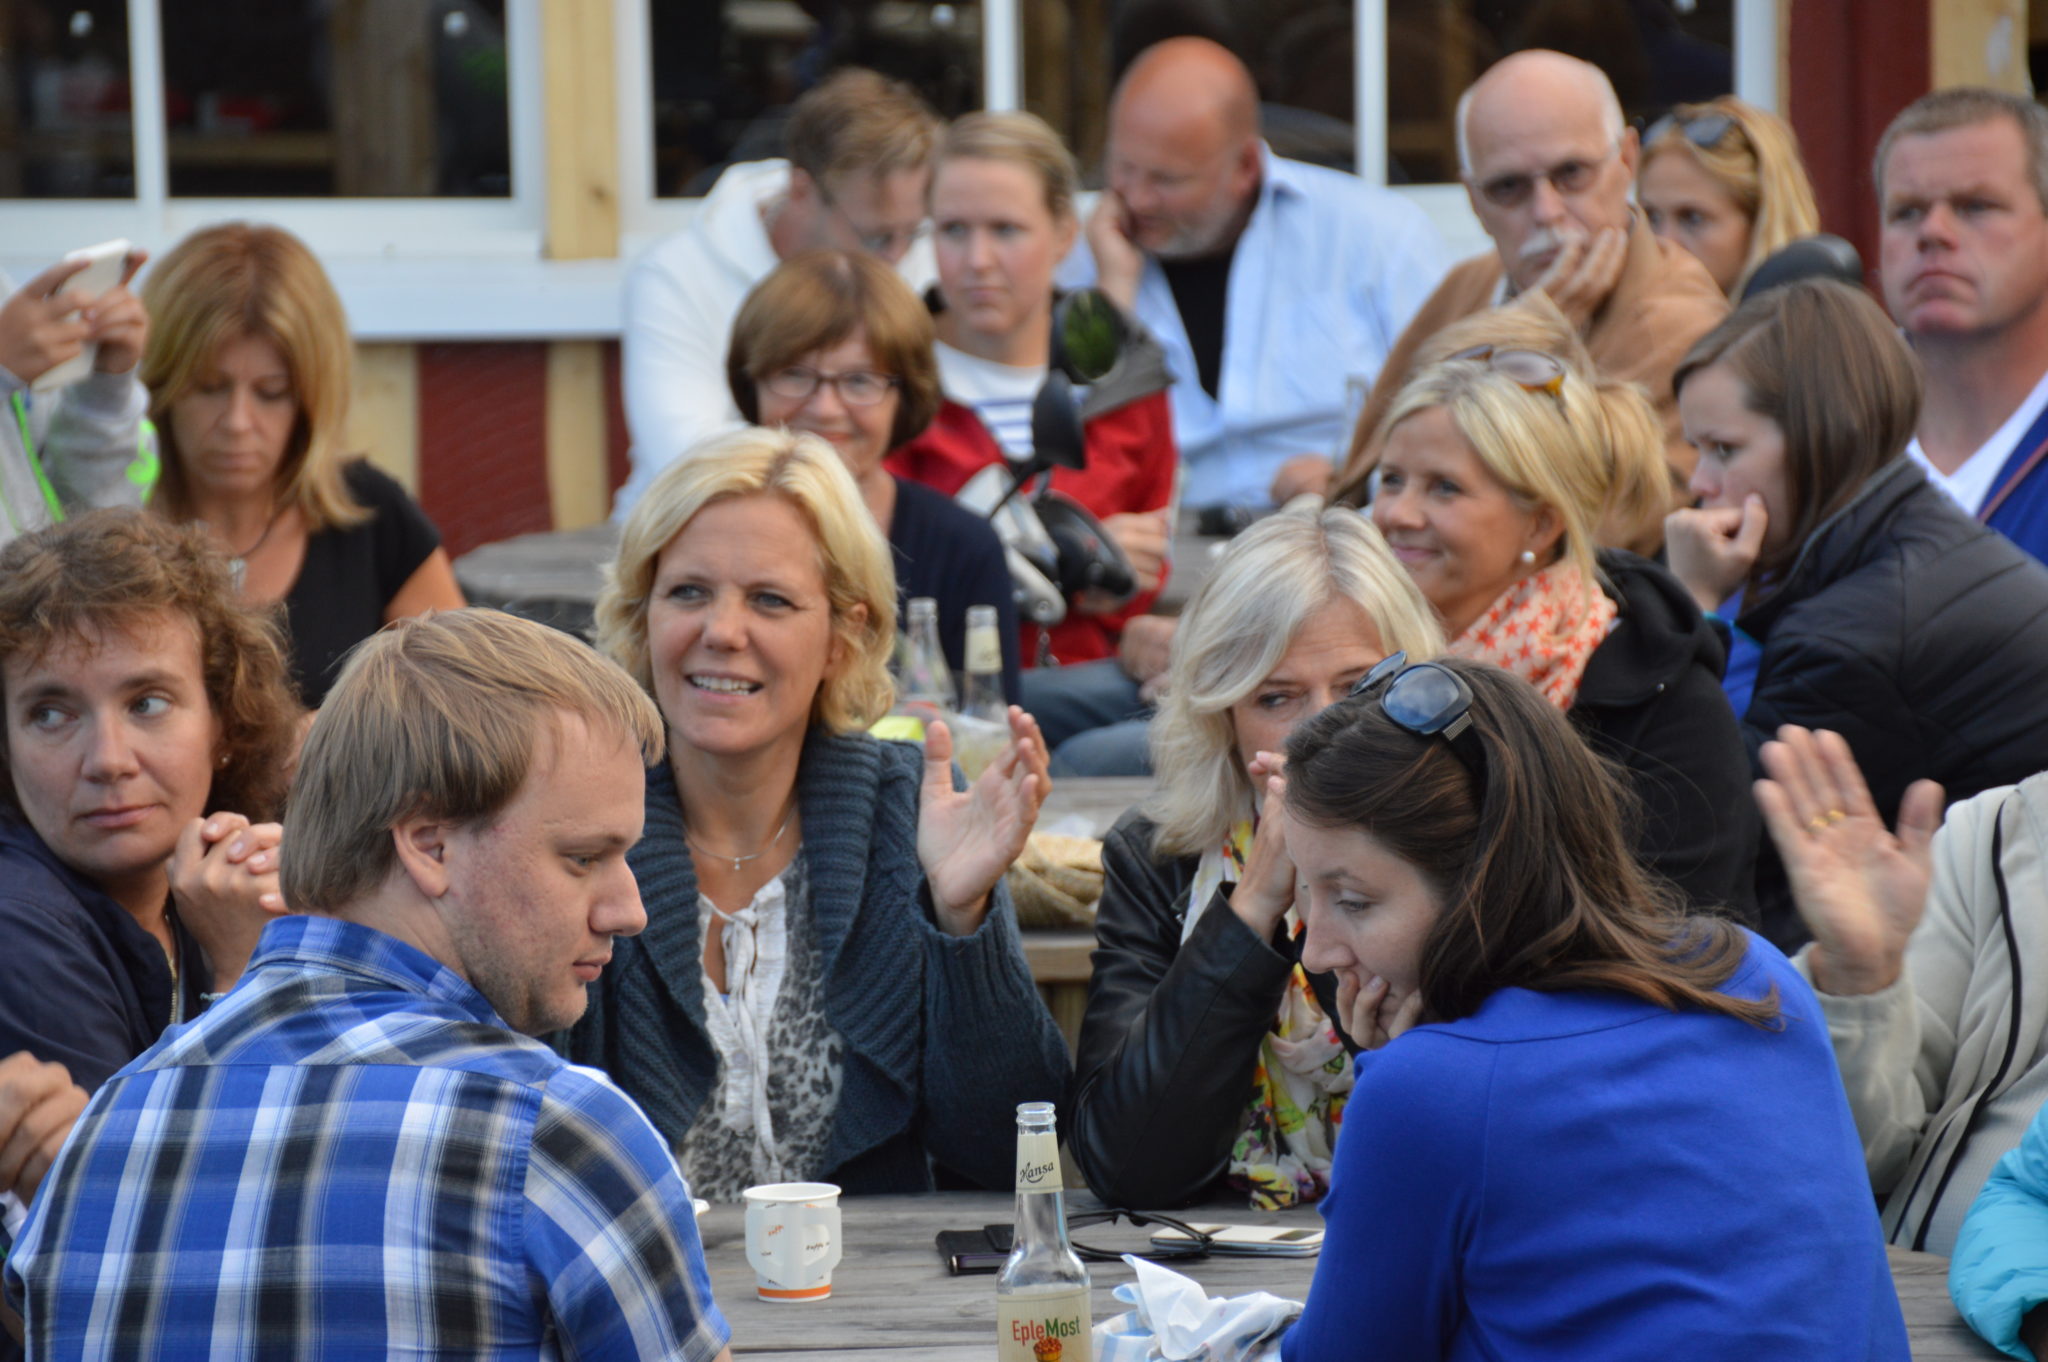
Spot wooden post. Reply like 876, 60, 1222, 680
545, 341, 611, 531
1932, 0, 2032, 94
540, 0, 620, 261
349, 344, 422, 495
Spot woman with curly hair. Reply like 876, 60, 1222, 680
0, 509, 301, 1094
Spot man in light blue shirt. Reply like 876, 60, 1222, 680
1066, 37, 1447, 510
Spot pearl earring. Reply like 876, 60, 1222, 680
1518, 550, 1536, 565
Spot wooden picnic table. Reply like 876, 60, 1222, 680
695, 1192, 2000, 1359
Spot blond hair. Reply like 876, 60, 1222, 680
1147, 504, 1444, 858
1641, 97, 1821, 296
140, 222, 368, 533
786, 68, 940, 185
935, 111, 1080, 223
1380, 304, 1667, 592
282, 609, 665, 912
596, 427, 897, 733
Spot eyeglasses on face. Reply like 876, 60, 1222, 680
1646, 110, 1740, 153
760, 366, 901, 407
1445, 344, 1567, 397
1473, 140, 1622, 209
819, 187, 932, 257
1348, 651, 1488, 794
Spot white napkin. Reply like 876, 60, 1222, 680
1093, 1255, 1303, 1362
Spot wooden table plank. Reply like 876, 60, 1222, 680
697, 1194, 1992, 1359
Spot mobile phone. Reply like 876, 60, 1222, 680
32, 238, 133, 394
1148, 1222, 1324, 1256
936, 1223, 1014, 1274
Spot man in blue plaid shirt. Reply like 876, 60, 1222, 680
4, 609, 733, 1361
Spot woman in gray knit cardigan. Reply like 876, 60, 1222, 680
570, 425, 1070, 1198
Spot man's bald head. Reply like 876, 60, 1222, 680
1453, 50, 1637, 293
1106, 38, 1264, 259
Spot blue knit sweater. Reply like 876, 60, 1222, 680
568, 728, 1071, 1192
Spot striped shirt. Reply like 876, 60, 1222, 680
4, 915, 730, 1362
935, 340, 1044, 462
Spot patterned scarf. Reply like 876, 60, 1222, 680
1450, 561, 1616, 710
1186, 818, 1354, 1211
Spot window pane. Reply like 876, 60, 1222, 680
0, 1, 135, 198
161, 0, 511, 197
1389, 0, 1736, 184
654, 0, 983, 199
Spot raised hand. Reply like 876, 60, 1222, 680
0, 257, 93, 385
1084, 188, 1145, 311
918, 707, 1051, 935
86, 249, 150, 375
0, 1051, 87, 1203
1337, 972, 1424, 1051
169, 812, 288, 991
1530, 225, 1627, 328
1229, 765, 1296, 938
1665, 495, 1769, 615
1755, 726, 1943, 996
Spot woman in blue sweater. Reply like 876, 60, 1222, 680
1276, 656, 1908, 1361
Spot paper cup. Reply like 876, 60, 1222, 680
742, 1181, 843, 1302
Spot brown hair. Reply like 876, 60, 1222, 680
0, 510, 300, 823
283, 609, 665, 913
1284, 657, 1777, 1027
785, 68, 940, 186
1673, 278, 1921, 595
140, 222, 369, 533
1874, 86, 2048, 212
727, 250, 942, 447
1640, 96, 1822, 297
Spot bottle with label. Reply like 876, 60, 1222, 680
960, 604, 1008, 723
996, 1102, 1091, 1362
894, 596, 955, 719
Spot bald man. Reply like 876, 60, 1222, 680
1329, 51, 1727, 555
1069, 37, 1447, 510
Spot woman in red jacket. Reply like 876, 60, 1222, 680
887, 111, 1177, 668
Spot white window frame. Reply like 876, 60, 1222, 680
0, 0, 625, 340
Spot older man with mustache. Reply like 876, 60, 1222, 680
1329, 51, 1727, 556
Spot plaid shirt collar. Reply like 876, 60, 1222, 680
247, 914, 507, 1029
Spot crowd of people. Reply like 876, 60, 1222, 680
11, 32, 2048, 1362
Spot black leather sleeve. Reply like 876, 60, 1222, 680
1067, 811, 1296, 1209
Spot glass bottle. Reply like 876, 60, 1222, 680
996, 1102, 1091, 1362
960, 604, 1008, 724
896, 596, 955, 716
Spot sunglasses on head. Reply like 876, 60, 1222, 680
1348, 652, 1487, 795
1446, 344, 1567, 398
1646, 109, 1740, 152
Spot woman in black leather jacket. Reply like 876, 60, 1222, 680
1068, 505, 1445, 1209
1667, 279, 2048, 948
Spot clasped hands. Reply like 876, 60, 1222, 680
918, 707, 1053, 937
168, 812, 289, 992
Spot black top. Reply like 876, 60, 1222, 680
282, 460, 442, 707
1736, 459, 2048, 947
1573, 550, 1759, 923
888, 476, 1021, 704
1161, 249, 1234, 400
0, 818, 206, 1095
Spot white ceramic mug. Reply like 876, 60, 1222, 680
742, 1181, 843, 1302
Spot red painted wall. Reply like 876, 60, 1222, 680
1788, 1, 1931, 283
417, 342, 552, 558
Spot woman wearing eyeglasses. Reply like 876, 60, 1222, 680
1368, 303, 1758, 918
886, 111, 1177, 668
1068, 504, 1445, 1210
1668, 279, 2048, 948
728, 249, 1021, 701
1275, 656, 1908, 1361
1638, 97, 1821, 299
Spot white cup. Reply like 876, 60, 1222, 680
742, 1181, 843, 1302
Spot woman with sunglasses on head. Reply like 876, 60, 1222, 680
1275, 656, 1908, 1361
1638, 97, 1821, 299
1369, 301, 1757, 917
886, 111, 1177, 669
728, 249, 1021, 701
1669, 279, 2048, 948
1068, 503, 1444, 1210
